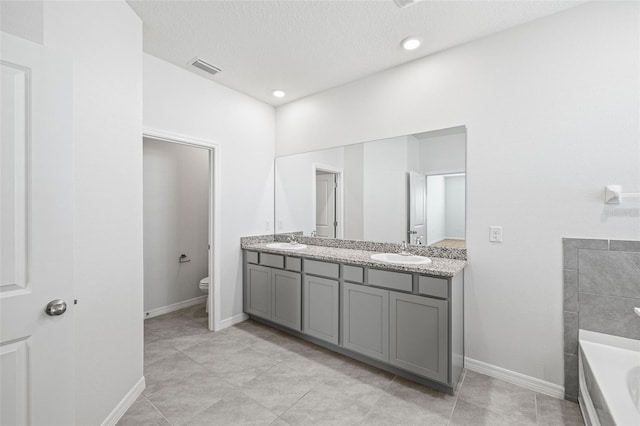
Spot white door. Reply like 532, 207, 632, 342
315, 171, 336, 238
1, 33, 75, 425
408, 171, 426, 245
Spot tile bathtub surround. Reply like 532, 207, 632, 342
118, 304, 583, 426
241, 232, 467, 260
562, 238, 640, 401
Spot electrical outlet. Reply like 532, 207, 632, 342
265, 220, 271, 231
278, 220, 283, 230
489, 226, 503, 243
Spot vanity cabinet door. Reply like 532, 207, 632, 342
342, 283, 389, 362
246, 264, 272, 319
272, 269, 302, 331
390, 292, 449, 383
303, 276, 339, 345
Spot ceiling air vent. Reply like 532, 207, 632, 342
394, 0, 422, 8
191, 58, 222, 76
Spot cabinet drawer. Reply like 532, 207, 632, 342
260, 253, 284, 269
304, 259, 339, 278
368, 269, 412, 292
246, 251, 259, 264
343, 265, 363, 283
286, 256, 302, 272
418, 276, 449, 299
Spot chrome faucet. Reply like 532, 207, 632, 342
287, 235, 298, 245
399, 241, 411, 256
310, 230, 317, 237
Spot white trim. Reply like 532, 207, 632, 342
465, 357, 564, 399
218, 312, 249, 330
424, 169, 466, 177
142, 128, 222, 333
144, 295, 207, 320
101, 376, 145, 426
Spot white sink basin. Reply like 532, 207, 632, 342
370, 253, 432, 265
266, 242, 307, 250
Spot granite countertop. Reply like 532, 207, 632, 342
242, 242, 466, 277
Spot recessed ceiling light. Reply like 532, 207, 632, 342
273, 90, 286, 98
401, 36, 422, 51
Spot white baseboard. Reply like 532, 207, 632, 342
465, 357, 564, 399
101, 376, 146, 426
218, 312, 249, 330
144, 295, 207, 319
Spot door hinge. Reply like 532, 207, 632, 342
334, 181, 337, 188
334, 221, 338, 227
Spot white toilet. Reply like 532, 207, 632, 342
199, 277, 210, 313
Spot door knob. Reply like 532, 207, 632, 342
45, 299, 67, 316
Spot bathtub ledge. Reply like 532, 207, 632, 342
578, 329, 640, 426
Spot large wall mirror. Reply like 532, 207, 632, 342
275, 126, 466, 248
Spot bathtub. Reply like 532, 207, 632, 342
578, 330, 640, 426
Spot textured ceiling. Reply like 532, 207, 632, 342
127, 0, 584, 106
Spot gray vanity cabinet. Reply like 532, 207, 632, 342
390, 292, 448, 383
342, 282, 389, 362
245, 262, 301, 331
243, 247, 465, 395
272, 269, 302, 330
245, 264, 273, 319
303, 275, 339, 345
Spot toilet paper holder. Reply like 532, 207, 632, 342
179, 254, 191, 263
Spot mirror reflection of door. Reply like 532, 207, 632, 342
408, 171, 427, 245
425, 173, 466, 248
315, 171, 337, 238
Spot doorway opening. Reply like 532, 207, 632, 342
142, 130, 220, 332
408, 171, 466, 248
313, 165, 343, 238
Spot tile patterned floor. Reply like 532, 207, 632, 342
118, 304, 584, 426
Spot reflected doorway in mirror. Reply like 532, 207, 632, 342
313, 164, 343, 239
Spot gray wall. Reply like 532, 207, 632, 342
445, 175, 465, 240
562, 238, 640, 401
343, 143, 364, 240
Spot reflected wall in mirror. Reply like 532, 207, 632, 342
275, 126, 466, 247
